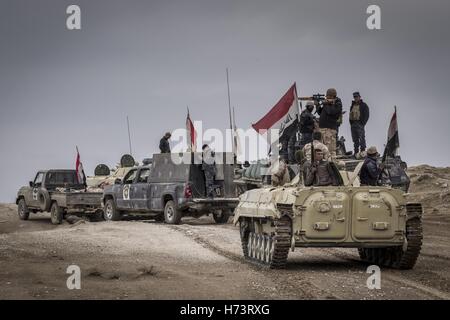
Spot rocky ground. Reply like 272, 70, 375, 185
0, 165, 449, 300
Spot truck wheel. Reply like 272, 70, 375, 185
17, 199, 30, 220
50, 202, 64, 225
38, 189, 51, 212
164, 200, 182, 225
104, 199, 121, 221
213, 210, 230, 224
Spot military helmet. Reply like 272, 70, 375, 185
326, 88, 337, 98
305, 101, 315, 108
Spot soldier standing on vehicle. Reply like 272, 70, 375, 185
360, 146, 381, 186
202, 144, 217, 198
302, 131, 330, 162
299, 101, 315, 148
349, 91, 370, 156
159, 132, 171, 153
316, 88, 342, 160
304, 149, 338, 186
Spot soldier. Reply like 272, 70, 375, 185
270, 158, 290, 187
349, 91, 370, 155
299, 101, 315, 148
202, 144, 217, 198
302, 131, 330, 162
159, 132, 171, 153
360, 146, 381, 186
316, 88, 343, 160
304, 149, 338, 186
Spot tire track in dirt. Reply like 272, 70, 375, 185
321, 248, 450, 300
168, 224, 334, 299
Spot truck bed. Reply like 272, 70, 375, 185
50, 191, 103, 209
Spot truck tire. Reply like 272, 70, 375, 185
50, 202, 64, 225
164, 200, 182, 225
104, 199, 122, 221
37, 189, 51, 212
17, 198, 30, 221
213, 210, 230, 224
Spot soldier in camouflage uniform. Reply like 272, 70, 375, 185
202, 144, 217, 198
302, 131, 330, 162
316, 88, 343, 160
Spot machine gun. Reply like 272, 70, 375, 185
298, 94, 326, 105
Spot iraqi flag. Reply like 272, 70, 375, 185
75, 147, 86, 185
252, 83, 299, 139
186, 108, 197, 152
383, 107, 400, 159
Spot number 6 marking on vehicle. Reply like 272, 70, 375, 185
32, 188, 38, 201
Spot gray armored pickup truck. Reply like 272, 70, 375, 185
102, 152, 239, 224
16, 170, 103, 224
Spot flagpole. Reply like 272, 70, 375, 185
226, 68, 235, 159
126, 116, 133, 156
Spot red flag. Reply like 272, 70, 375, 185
186, 109, 197, 152
76, 147, 86, 185
252, 83, 299, 137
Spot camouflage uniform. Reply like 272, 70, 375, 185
202, 146, 217, 198
303, 140, 331, 162
270, 159, 290, 187
319, 128, 337, 160
304, 160, 337, 186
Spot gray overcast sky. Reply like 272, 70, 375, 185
1, 0, 449, 202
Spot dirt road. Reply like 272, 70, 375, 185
1, 202, 449, 300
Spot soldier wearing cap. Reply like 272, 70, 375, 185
360, 146, 381, 186
299, 101, 316, 148
159, 132, 171, 153
349, 91, 370, 156
316, 88, 343, 160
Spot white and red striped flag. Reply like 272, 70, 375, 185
75, 147, 86, 185
252, 83, 299, 138
186, 108, 197, 152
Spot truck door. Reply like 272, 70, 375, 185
116, 169, 137, 210
28, 172, 45, 208
131, 168, 151, 211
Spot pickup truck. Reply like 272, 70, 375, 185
102, 152, 240, 224
16, 170, 103, 224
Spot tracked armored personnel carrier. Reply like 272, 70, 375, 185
86, 154, 137, 188
233, 166, 423, 269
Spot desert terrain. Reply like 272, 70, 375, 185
1, 165, 449, 300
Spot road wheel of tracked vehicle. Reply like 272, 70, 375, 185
104, 199, 122, 221
17, 198, 30, 220
359, 204, 423, 270
213, 209, 230, 224
50, 202, 64, 225
164, 200, 182, 225
241, 216, 291, 269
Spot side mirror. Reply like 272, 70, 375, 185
243, 161, 250, 168
114, 178, 122, 185
29, 181, 34, 187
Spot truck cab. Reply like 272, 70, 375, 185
102, 152, 239, 224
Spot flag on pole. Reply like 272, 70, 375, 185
186, 108, 197, 152
382, 106, 400, 160
252, 83, 299, 138
75, 147, 86, 185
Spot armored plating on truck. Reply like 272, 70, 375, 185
233, 165, 423, 269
